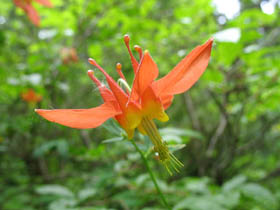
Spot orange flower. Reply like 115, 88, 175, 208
60, 47, 79, 64
22, 88, 42, 103
13, 0, 52, 26
35, 35, 213, 174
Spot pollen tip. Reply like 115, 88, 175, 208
88, 58, 97, 66
116, 63, 122, 70
134, 45, 142, 52
144, 50, 149, 54
124, 34, 130, 43
87, 70, 94, 75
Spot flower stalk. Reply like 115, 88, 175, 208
130, 139, 171, 210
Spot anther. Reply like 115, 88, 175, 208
124, 34, 130, 45
116, 63, 122, 71
88, 58, 98, 67
88, 58, 109, 78
87, 69, 94, 76
88, 59, 114, 84
134, 45, 143, 59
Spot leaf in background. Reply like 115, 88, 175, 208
78, 188, 96, 202
184, 177, 211, 194
33, 139, 69, 157
168, 144, 186, 152
174, 195, 227, 210
36, 185, 74, 198
160, 127, 205, 142
102, 137, 124, 144
49, 198, 77, 210
222, 174, 247, 192
213, 191, 240, 209
101, 119, 123, 136
215, 42, 243, 66
241, 183, 278, 209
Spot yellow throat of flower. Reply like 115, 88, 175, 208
140, 117, 184, 175
117, 77, 183, 174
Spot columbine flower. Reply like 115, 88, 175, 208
21, 88, 42, 103
60, 47, 79, 64
13, 0, 52, 26
35, 35, 213, 174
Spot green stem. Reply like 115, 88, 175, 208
131, 140, 171, 210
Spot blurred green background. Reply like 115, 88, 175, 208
1, 0, 280, 209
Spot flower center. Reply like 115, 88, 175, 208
140, 116, 184, 175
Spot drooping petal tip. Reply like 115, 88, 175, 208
152, 37, 214, 99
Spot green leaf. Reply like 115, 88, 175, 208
222, 175, 247, 192
160, 127, 205, 140
78, 188, 96, 201
102, 137, 124, 144
241, 183, 278, 209
36, 185, 74, 198
174, 196, 227, 210
33, 139, 69, 157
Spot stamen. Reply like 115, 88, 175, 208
124, 34, 139, 74
88, 58, 130, 112
140, 117, 184, 175
134, 45, 143, 60
88, 58, 115, 84
116, 63, 126, 81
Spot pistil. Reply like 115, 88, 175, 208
140, 117, 184, 175
117, 78, 131, 93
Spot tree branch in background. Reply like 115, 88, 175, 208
206, 90, 228, 157
183, 92, 201, 131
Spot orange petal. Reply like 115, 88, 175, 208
131, 51, 159, 101
35, 0, 52, 7
35, 103, 120, 129
13, 0, 25, 8
26, 5, 40, 26
160, 95, 173, 110
21, 89, 42, 103
153, 38, 213, 97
